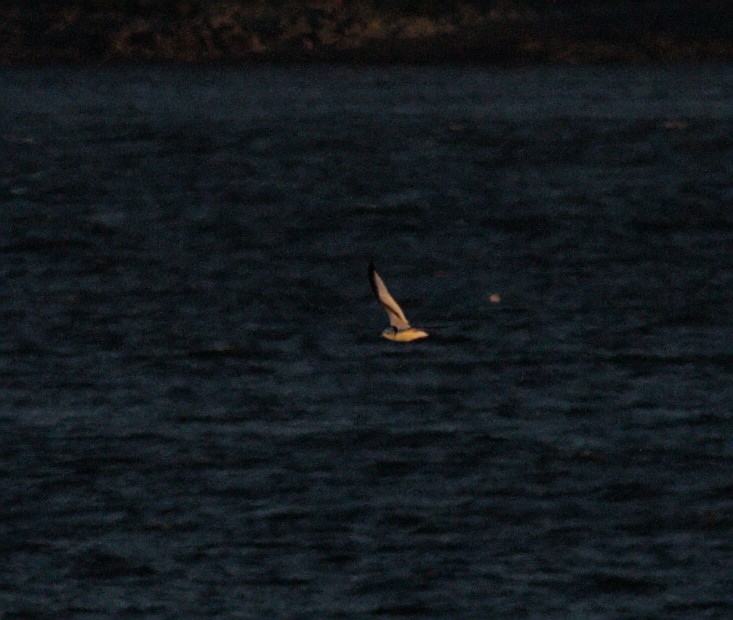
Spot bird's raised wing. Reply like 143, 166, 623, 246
369, 262, 411, 330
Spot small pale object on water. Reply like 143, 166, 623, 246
489, 293, 501, 303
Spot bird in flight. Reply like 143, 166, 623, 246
368, 262, 428, 342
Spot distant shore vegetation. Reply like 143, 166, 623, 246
1, 0, 731, 63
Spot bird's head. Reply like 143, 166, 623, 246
381, 326, 398, 339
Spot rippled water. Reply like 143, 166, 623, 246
1, 64, 732, 617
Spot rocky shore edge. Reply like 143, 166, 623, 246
1, 1, 732, 65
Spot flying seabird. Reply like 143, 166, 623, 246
369, 262, 428, 342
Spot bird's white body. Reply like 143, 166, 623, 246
381, 326, 429, 342
369, 263, 428, 342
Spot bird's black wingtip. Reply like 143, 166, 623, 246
368, 260, 378, 296
369, 260, 378, 280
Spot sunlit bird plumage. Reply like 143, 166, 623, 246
368, 262, 428, 342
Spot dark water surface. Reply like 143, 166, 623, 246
1, 65, 731, 618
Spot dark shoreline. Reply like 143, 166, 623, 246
1, 1, 732, 65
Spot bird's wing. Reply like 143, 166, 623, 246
369, 262, 411, 329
